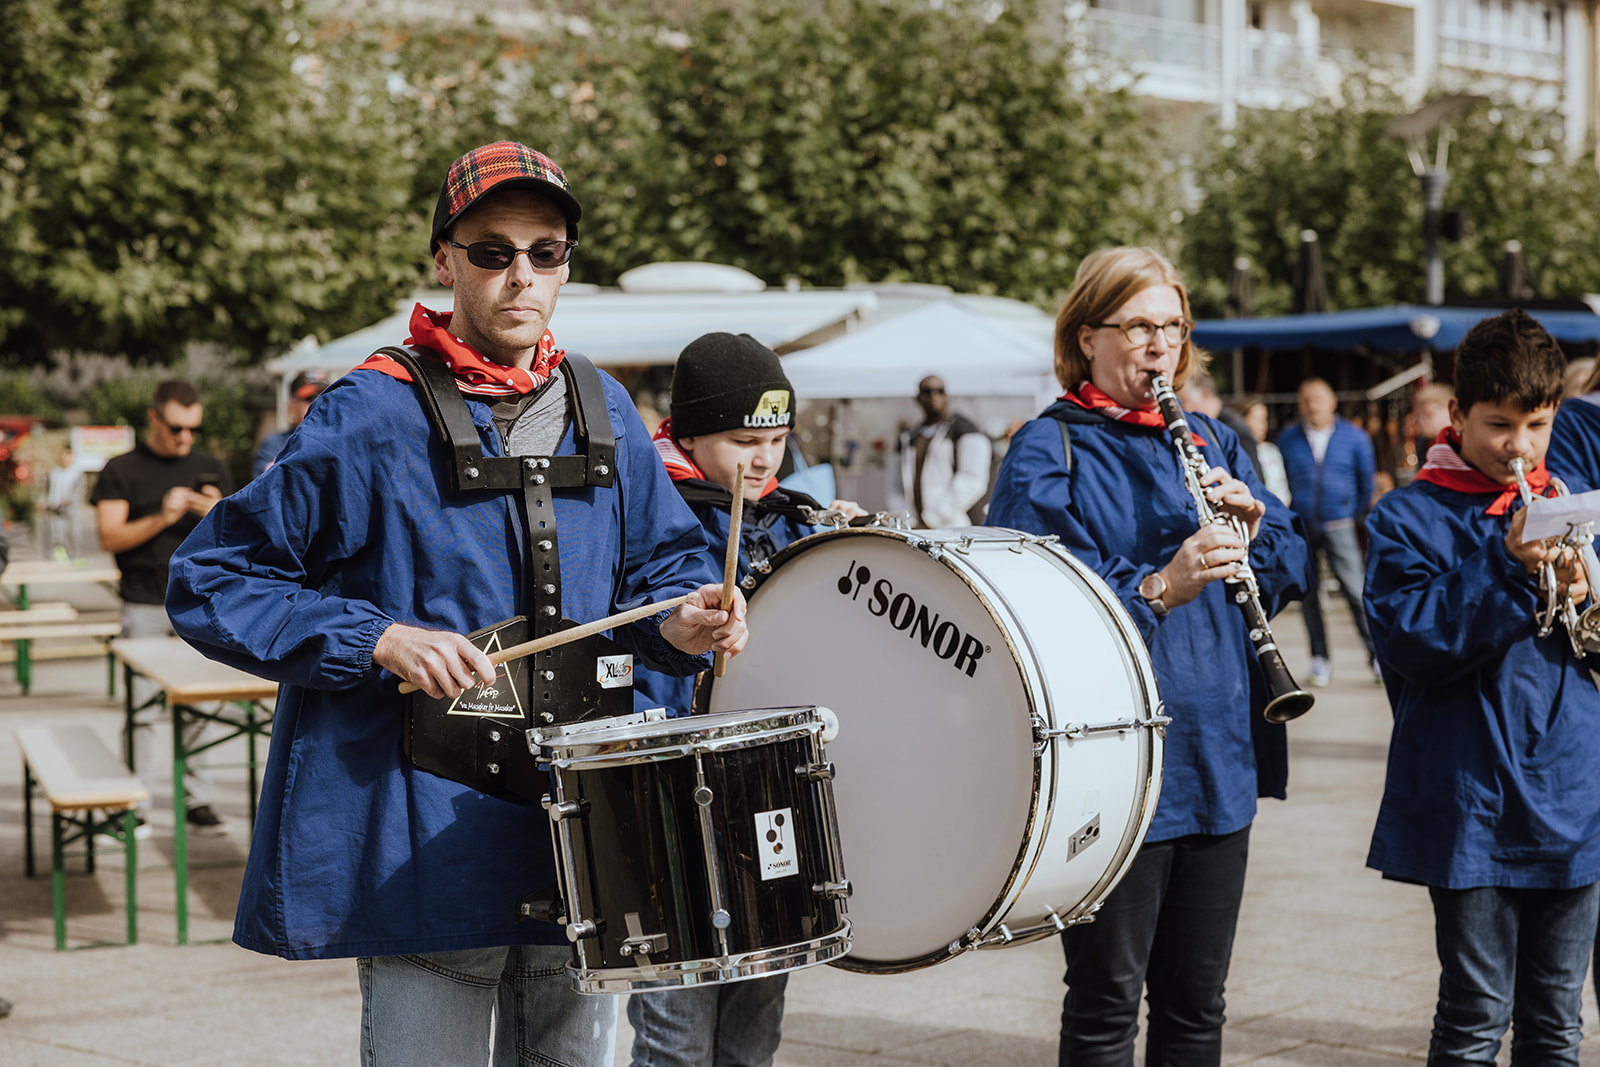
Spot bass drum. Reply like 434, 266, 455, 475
708, 526, 1166, 973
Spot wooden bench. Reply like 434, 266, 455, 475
0, 609, 122, 695
0, 563, 123, 695
16, 725, 148, 950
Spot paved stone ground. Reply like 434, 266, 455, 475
2, 568, 1598, 1065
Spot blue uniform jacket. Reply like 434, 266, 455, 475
166, 367, 717, 960
1363, 478, 1600, 889
1278, 418, 1375, 531
985, 404, 1312, 842
1547, 397, 1600, 487
634, 482, 818, 717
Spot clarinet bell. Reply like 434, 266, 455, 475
1260, 648, 1316, 723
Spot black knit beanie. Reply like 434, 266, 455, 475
670, 333, 796, 438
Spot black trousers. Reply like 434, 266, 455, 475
1059, 826, 1251, 1067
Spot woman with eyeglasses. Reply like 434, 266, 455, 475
985, 247, 1311, 1066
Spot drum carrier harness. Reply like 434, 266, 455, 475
380, 345, 637, 807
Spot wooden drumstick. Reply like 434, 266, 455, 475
396, 593, 693, 695
713, 462, 745, 678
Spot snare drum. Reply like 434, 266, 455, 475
538, 706, 851, 993
709, 526, 1166, 972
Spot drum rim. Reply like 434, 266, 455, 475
727, 525, 1166, 972
539, 706, 820, 764
567, 921, 853, 994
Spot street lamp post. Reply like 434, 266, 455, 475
1384, 94, 1483, 307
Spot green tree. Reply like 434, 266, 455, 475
0, 0, 423, 365
564, 0, 1179, 306
1184, 74, 1600, 316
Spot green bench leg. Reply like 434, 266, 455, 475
51, 812, 66, 951
123, 809, 138, 946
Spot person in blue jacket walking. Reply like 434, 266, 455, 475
1365, 308, 1600, 1066
986, 246, 1311, 1066
166, 142, 747, 1067
1277, 377, 1378, 687
630, 332, 862, 1067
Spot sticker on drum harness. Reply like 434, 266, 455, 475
596, 654, 634, 689
756, 808, 798, 880
447, 630, 525, 719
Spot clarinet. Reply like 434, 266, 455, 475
1148, 372, 1315, 724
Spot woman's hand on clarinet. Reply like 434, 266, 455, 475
374, 622, 496, 700
660, 583, 749, 658
1158, 525, 1249, 609
1199, 466, 1266, 540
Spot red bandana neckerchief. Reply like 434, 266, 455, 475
1414, 428, 1551, 515
1062, 381, 1206, 446
651, 419, 779, 499
357, 304, 565, 396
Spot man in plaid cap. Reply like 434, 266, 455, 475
168, 143, 745, 1066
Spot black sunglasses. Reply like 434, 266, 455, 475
153, 410, 203, 436
445, 238, 577, 271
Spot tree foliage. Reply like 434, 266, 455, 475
1184, 73, 1600, 317
0, 0, 420, 364
573, 0, 1178, 306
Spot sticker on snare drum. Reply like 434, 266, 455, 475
756, 808, 798, 880
447, 630, 525, 720
596, 654, 634, 689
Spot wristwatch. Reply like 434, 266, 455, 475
1139, 572, 1170, 617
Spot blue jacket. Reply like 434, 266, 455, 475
166, 366, 717, 960
634, 480, 820, 717
1277, 418, 1375, 531
984, 404, 1312, 842
1363, 478, 1600, 889
1547, 397, 1600, 488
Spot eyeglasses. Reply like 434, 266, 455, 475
444, 238, 577, 271
1089, 318, 1193, 346
918, 386, 946, 396
153, 411, 202, 436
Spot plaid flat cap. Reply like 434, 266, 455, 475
430, 142, 581, 252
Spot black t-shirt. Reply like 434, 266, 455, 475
91, 443, 234, 604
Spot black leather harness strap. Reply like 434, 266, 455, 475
375, 346, 616, 635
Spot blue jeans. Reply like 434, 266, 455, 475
1059, 827, 1250, 1066
627, 974, 788, 1067
1299, 522, 1374, 661
1428, 884, 1600, 1066
359, 945, 617, 1067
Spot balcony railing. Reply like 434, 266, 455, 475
1082, 9, 1221, 76
1439, 26, 1563, 80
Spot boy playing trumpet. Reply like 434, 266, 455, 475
1364, 308, 1600, 1065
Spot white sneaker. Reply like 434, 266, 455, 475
1309, 657, 1331, 687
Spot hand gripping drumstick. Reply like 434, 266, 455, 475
396, 594, 693, 695
713, 462, 745, 678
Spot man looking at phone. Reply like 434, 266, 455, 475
94, 379, 234, 833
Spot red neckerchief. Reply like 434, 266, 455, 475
1414, 428, 1550, 515
357, 304, 564, 396
651, 418, 779, 499
1062, 381, 1207, 446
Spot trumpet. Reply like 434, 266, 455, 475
1148, 372, 1315, 723
1507, 458, 1600, 654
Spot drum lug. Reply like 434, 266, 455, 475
566, 918, 604, 942
813, 879, 851, 900
795, 760, 835, 782
542, 796, 591, 822
948, 926, 984, 956
619, 913, 669, 958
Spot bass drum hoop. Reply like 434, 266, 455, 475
723, 525, 1162, 973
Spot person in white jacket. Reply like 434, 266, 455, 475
888, 375, 993, 527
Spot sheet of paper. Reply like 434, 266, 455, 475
1522, 489, 1600, 542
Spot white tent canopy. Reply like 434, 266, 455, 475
777, 301, 1056, 401
266, 287, 879, 379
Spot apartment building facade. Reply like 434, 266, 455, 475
1075, 0, 1596, 153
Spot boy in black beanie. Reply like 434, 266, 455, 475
630, 332, 861, 1067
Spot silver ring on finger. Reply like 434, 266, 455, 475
1201, 552, 1210, 569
